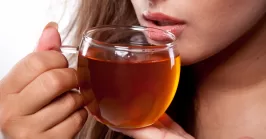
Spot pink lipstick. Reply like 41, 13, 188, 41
143, 11, 185, 39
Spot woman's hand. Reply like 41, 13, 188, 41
111, 114, 194, 139
0, 22, 88, 139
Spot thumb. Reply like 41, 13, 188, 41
110, 114, 194, 139
35, 22, 61, 52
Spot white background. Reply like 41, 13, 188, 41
0, 0, 76, 138
0, 0, 76, 79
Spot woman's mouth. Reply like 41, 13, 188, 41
143, 11, 186, 38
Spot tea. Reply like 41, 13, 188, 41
78, 49, 180, 128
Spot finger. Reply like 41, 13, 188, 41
0, 51, 68, 95
13, 68, 78, 115
111, 125, 186, 139
44, 108, 88, 139
35, 22, 61, 52
31, 91, 88, 131
158, 114, 194, 139
110, 114, 194, 139
159, 114, 187, 135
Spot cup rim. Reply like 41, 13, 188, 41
82, 25, 177, 53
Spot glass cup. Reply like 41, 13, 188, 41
62, 25, 180, 129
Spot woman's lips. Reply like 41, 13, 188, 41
142, 12, 185, 38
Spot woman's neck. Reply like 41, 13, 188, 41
194, 17, 266, 139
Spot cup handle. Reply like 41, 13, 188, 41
60, 45, 79, 69
60, 45, 79, 54
60, 45, 80, 93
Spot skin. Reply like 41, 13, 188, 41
129, 0, 266, 139
131, 0, 266, 65
1, 0, 266, 138
195, 17, 266, 139
0, 23, 192, 139
0, 23, 89, 139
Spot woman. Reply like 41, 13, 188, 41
0, 0, 265, 138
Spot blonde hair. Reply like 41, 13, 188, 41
66, 0, 139, 138
67, 0, 139, 46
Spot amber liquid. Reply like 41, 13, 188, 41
78, 49, 181, 128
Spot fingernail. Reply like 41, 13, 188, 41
34, 22, 59, 52
43, 21, 58, 31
